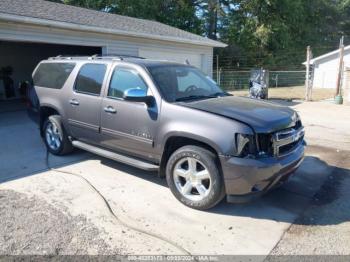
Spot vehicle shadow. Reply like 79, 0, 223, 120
97, 152, 350, 226
99, 157, 167, 188
1, 144, 349, 227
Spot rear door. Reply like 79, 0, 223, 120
66, 62, 108, 144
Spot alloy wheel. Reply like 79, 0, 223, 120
45, 121, 62, 150
173, 157, 212, 201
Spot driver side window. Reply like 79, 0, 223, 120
108, 67, 148, 99
177, 70, 208, 92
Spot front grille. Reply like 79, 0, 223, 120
278, 140, 300, 155
257, 123, 304, 157
272, 127, 304, 156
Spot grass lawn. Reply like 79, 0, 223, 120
230, 86, 335, 101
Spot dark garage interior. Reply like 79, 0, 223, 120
0, 41, 101, 111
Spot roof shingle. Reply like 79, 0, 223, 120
0, 0, 226, 47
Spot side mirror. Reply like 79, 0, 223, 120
123, 88, 153, 106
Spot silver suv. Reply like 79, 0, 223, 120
29, 55, 305, 210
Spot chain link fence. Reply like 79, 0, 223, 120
213, 70, 306, 91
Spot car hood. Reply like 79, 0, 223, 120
181, 96, 298, 133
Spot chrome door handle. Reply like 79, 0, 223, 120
69, 99, 79, 106
104, 106, 116, 114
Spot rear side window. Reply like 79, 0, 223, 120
33, 63, 75, 89
74, 64, 107, 95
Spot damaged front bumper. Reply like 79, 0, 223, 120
219, 141, 305, 203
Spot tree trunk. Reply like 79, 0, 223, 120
207, 0, 218, 40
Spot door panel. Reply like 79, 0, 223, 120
100, 99, 157, 155
66, 63, 107, 143
67, 94, 102, 143
100, 66, 159, 161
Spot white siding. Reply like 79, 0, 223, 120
344, 69, 350, 104
0, 21, 213, 76
139, 48, 202, 69
312, 49, 350, 89
107, 41, 212, 74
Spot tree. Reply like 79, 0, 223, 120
56, 0, 203, 34
49, 0, 349, 70
338, 0, 350, 36
196, 0, 232, 40
110, 0, 203, 34
216, 0, 345, 69
62, 0, 111, 10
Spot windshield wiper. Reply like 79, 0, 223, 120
175, 95, 215, 102
175, 92, 231, 102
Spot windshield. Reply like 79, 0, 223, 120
148, 65, 227, 102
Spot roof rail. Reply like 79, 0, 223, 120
108, 54, 145, 59
48, 55, 76, 60
48, 54, 145, 61
90, 54, 145, 60
88, 54, 99, 60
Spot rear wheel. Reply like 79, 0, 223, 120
43, 115, 73, 155
166, 146, 225, 210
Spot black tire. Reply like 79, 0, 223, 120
43, 115, 73, 155
166, 145, 225, 210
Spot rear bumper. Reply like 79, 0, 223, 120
219, 142, 305, 201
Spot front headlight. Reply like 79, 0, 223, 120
234, 133, 257, 158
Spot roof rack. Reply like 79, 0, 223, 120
48, 54, 145, 61
48, 55, 82, 60
103, 54, 145, 59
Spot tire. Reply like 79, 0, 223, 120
166, 145, 225, 210
43, 115, 73, 155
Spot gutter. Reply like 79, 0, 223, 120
0, 12, 228, 48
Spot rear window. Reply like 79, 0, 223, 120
33, 63, 75, 89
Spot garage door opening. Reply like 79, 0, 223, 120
0, 41, 101, 111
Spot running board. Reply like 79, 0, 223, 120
72, 141, 159, 171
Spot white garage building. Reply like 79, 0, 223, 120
305, 45, 350, 89
0, 0, 225, 100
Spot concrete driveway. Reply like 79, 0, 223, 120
0, 101, 349, 257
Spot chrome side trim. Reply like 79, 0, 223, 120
68, 119, 99, 132
101, 127, 153, 145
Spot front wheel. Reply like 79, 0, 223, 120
166, 146, 225, 210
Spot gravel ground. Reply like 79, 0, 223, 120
0, 189, 119, 255
268, 150, 350, 256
